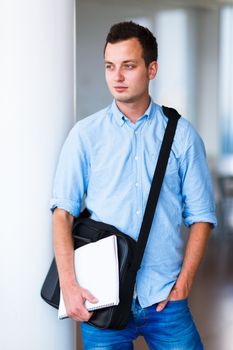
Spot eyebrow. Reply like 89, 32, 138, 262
105, 59, 137, 63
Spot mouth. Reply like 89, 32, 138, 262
114, 86, 128, 92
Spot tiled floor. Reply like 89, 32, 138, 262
77, 232, 233, 349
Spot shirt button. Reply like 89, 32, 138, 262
135, 156, 139, 161
135, 183, 139, 187
136, 210, 140, 215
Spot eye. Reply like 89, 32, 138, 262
105, 64, 114, 70
124, 64, 136, 70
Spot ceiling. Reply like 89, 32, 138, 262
85, 0, 233, 10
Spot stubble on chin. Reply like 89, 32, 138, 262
112, 91, 136, 104
114, 94, 143, 105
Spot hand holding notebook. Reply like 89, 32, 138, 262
58, 235, 119, 319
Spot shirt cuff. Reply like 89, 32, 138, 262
49, 198, 82, 218
183, 212, 217, 228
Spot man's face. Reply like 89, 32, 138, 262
104, 38, 157, 105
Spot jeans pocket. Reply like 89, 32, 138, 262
168, 298, 188, 303
165, 298, 188, 311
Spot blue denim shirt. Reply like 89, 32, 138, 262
50, 99, 217, 308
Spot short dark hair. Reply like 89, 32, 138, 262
104, 21, 158, 66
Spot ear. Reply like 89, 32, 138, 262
148, 61, 158, 80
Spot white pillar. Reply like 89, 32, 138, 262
0, 1, 76, 349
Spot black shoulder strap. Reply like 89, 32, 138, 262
132, 106, 181, 271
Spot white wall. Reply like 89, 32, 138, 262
0, 1, 76, 349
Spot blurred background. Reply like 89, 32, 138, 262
75, 0, 233, 349
0, 0, 232, 349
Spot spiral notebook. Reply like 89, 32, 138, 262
58, 235, 119, 319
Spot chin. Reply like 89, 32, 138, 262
112, 93, 133, 103
115, 97, 137, 104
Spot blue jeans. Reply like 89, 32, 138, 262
80, 298, 203, 350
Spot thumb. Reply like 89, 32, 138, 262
82, 289, 98, 303
156, 298, 169, 312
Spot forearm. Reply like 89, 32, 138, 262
176, 222, 212, 291
53, 208, 97, 321
157, 222, 212, 311
53, 208, 76, 289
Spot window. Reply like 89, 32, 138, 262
220, 6, 233, 154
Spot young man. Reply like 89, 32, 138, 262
50, 21, 216, 349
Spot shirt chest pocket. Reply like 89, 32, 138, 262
149, 149, 180, 192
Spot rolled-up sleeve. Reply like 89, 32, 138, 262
50, 123, 89, 218
180, 125, 217, 228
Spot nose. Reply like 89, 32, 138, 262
114, 67, 124, 82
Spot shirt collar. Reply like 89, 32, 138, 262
111, 99, 154, 127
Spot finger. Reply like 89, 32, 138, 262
69, 304, 93, 322
82, 289, 98, 303
156, 299, 169, 312
74, 311, 93, 322
78, 307, 94, 322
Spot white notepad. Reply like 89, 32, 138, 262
58, 235, 119, 319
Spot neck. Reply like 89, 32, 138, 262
116, 96, 151, 124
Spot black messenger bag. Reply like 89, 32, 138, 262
41, 106, 181, 330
